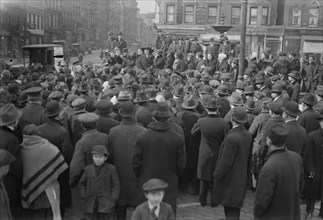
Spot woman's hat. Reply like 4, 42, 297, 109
92, 145, 110, 156
199, 85, 214, 95
152, 102, 172, 118
44, 100, 61, 117
173, 86, 185, 97
217, 85, 229, 96
117, 90, 132, 101
232, 106, 248, 124
282, 101, 300, 117
0, 104, 23, 126
182, 95, 198, 109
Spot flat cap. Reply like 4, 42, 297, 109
78, 112, 99, 124
24, 87, 42, 97
268, 124, 289, 146
143, 178, 168, 192
71, 98, 86, 108
0, 149, 15, 166
92, 145, 110, 156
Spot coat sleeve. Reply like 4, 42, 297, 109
254, 167, 275, 217
176, 137, 186, 177
69, 142, 85, 187
291, 83, 300, 102
304, 133, 315, 173
109, 165, 120, 202
191, 121, 201, 135
78, 167, 87, 198
249, 117, 260, 138
60, 130, 74, 163
131, 206, 142, 220
213, 137, 237, 181
132, 137, 143, 177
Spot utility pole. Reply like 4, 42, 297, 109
239, 0, 248, 77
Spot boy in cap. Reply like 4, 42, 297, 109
79, 145, 120, 220
0, 149, 15, 220
132, 178, 175, 220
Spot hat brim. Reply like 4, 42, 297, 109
281, 107, 300, 117
0, 109, 23, 126
44, 109, 61, 117
271, 90, 282, 94
181, 102, 198, 110
232, 115, 248, 124
152, 110, 172, 118
228, 97, 244, 106
133, 98, 148, 103
92, 150, 110, 157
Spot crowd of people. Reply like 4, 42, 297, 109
0, 31, 323, 220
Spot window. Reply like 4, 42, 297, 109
231, 6, 241, 25
292, 8, 301, 26
184, 5, 194, 23
249, 7, 258, 25
208, 6, 217, 24
166, 5, 175, 23
309, 8, 318, 27
261, 7, 269, 25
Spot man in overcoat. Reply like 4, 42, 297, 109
212, 106, 252, 219
298, 93, 320, 134
133, 102, 186, 213
109, 101, 146, 220
95, 100, 120, 135
254, 124, 303, 220
191, 97, 229, 206
303, 108, 323, 218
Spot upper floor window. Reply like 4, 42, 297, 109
249, 7, 257, 25
261, 7, 269, 25
231, 6, 241, 25
292, 8, 301, 26
166, 4, 175, 23
208, 6, 217, 24
184, 5, 194, 23
309, 8, 318, 27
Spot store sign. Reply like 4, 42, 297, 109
196, 7, 207, 25
303, 41, 323, 53
176, 5, 183, 24
246, 26, 284, 36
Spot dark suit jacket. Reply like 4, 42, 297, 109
297, 108, 320, 134
285, 120, 307, 157
132, 202, 175, 220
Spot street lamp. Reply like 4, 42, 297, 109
210, 14, 232, 34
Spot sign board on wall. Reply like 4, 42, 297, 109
177, 5, 183, 24
196, 7, 207, 25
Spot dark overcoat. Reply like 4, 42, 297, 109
212, 125, 252, 208
0, 127, 22, 210
217, 59, 229, 73
79, 163, 120, 214
217, 97, 231, 118
96, 115, 120, 135
19, 103, 47, 130
67, 109, 87, 146
303, 128, 323, 201
297, 108, 320, 134
192, 115, 230, 181
109, 118, 146, 206
132, 121, 186, 213
254, 148, 303, 220
177, 110, 200, 169
135, 105, 153, 128
285, 120, 307, 156
70, 129, 109, 187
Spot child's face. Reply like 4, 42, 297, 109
92, 154, 107, 166
0, 165, 9, 179
145, 190, 165, 207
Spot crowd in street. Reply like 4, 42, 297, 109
0, 30, 323, 220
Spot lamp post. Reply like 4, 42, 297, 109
210, 14, 232, 34
239, 0, 248, 77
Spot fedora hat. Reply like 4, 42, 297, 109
282, 101, 300, 117
217, 85, 229, 96
117, 90, 132, 101
133, 91, 148, 103
0, 104, 22, 126
182, 95, 198, 109
204, 96, 220, 110
254, 76, 265, 84
236, 81, 246, 90
173, 86, 185, 97
44, 100, 61, 117
267, 102, 283, 115
232, 106, 248, 124
301, 93, 317, 106
244, 68, 254, 77
288, 70, 300, 80
199, 85, 214, 95
152, 102, 172, 118
78, 81, 89, 92
201, 74, 212, 82
228, 92, 244, 106
244, 98, 255, 111
244, 85, 254, 95
271, 83, 283, 94
119, 101, 136, 117
265, 66, 275, 76
95, 100, 113, 115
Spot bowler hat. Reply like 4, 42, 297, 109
244, 85, 254, 95
0, 149, 15, 167
302, 93, 317, 106
143, 178, 168, 192
0, 104, 22, 126
217, 85, 229, 96
268, 124, 289, 146
204, 96, 220, 110
244, 99, 255, 111
95, 100, 113, 115
133, 91, 148, 103
113, 74, 123, 84
244, 68, 254, 77
145, 87, 158, 96
78, 81, 89, 92
66, 94, 79, 105
254, 76, 265, 84
152, 102, 172, 118
182, 95, 198, 109
31, 72, 40, 81
288, 70, 300, 80
265, 66, 275, 76
271, 84, 283, 94
228, 92, 244, 106
119, 101, 135, 117
78, 113, 99, 124
282, 101, 300, 117
173, 86, 185, 97
267, 102, 283, 115
117, 90, 132, 101
92, 145, 110, 157
232, 106, 248, 124
199, 85, 214, 95
44, 100, 61, 117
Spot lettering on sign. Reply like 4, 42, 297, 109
177, 5, 183, 24
196, 7, 207, 25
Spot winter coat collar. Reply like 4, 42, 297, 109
269, 146, 287, 156
148, 121, 172, 131
227, 124, 244, 135
121, 118, 139, 125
